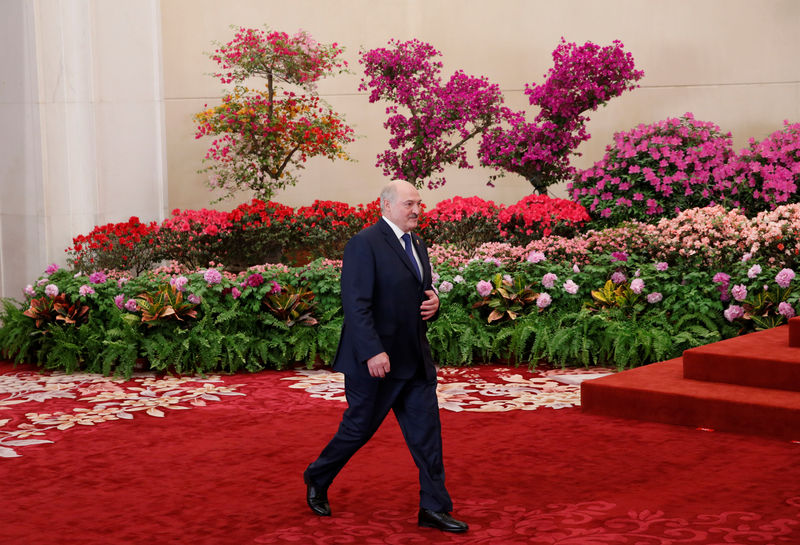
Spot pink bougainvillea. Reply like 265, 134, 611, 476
480, 39, 644, 194
360, 39, 507, 189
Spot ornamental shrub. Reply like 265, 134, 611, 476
155, 208, 233, 270
67, 217, 160, 275
570, 113, 735, 228
359, 39, 507, 189
711, 121, 800, 214
480, 38, 644, 194
497, 195, 590, 246
195, 26, 354, 201
419, 196, 502, 248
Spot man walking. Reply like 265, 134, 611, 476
303, 180, 468, 533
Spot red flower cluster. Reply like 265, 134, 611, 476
426, 196, 501, 223
67, 217, 159, 274
66, 194, 589, 272
229, 199, 295, 230
498, 195, 590, 244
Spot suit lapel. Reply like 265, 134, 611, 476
379, 218, 423, 284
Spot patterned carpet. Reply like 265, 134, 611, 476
1, 361, 799, 545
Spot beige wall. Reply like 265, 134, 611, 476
161, 0, 800, 211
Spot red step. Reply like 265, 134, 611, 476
682, 325, 800, 392
581, 357, 800, 441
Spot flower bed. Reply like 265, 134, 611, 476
3, 203, 799, 377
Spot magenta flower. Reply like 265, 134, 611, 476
124, 299, 138, 312
655, 262, 669, 272
204, 268, 223, 285
630, 278, 644, 294
610, 251, 628, 262
723, 305, 744, 322
114, 294, 125, 310
89, 271, 107, 284
44, 284, 59, 297
23, 285, 35, 297
776, 268, 795, 288
270, 281, 281, 295
170, 276, 189, 292
611, 271, 627, 284
438, 281, 453, 293
188, 294, 201, 304
246, 273, 264, 287
45, 263, 59, 275
536, 292, 552, 309
542, 273, 558, 289
476, 280, 493, 297
778, 301, 795, 318
117, 277, 129, 288
527, 251, 546, 264
231, 287, 242, 299
712, 272, 730, 284
731, 284, 748, 302
563, 279, 579, 294
646, 292, 662, 304
79, 285, 95, 297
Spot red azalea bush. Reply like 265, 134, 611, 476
66, 194, 590, 274
712, 121, 800, 215
155, 208, 233, 269
224, 199, 295, 268
67, 217, 159, 274
498, 194, 591, 245
419, 196, 502, 247
570, 113, 735, 228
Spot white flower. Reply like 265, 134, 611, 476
563, 279, 579, 295
453, 275, 464, 284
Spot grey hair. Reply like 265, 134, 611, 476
379, 183, 399, 212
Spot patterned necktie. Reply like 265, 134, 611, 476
401, 233, 422, 281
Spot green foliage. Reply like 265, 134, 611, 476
472, 273, 539, 323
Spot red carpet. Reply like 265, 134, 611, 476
582, 324, 800, 440
2, 362, 799, 544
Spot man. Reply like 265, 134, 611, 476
303, 180, 468, 533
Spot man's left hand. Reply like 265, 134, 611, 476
420, 290, 439, 320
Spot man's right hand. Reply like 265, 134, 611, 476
367, 352, 391, 378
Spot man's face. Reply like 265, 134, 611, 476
384, 184, 423, 233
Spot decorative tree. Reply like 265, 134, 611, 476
479, 39, 644, 194
194, 27, 355, 201
360, 39, 508, 189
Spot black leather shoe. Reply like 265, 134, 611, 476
418, 508, 468, 533
303, 471, 330, 516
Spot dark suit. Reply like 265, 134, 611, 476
305, 218, 453, 512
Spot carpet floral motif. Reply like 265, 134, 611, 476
253, 496, 800, 544
0, 370, 245, 458
281, 366, 614, 412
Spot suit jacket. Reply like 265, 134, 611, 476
332, 218, 438, 381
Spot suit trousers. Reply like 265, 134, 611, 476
305, 370, 453, 512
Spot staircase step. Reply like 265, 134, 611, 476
581, 358, 800, 441
682, 325, 800, 391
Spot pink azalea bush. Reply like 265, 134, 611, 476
712, 121, 800, 214
570, 113, 735, 227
